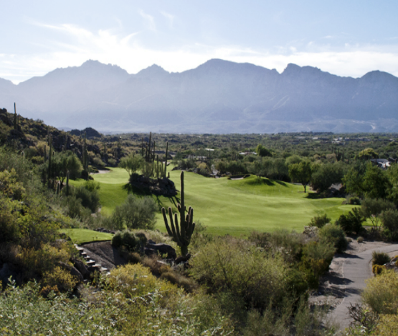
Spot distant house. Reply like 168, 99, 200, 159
370, 159, 391, 169
239, 152, 257, 156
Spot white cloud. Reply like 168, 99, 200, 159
160, 11, 175, 28
139, 10, 156, 32
1, 22, 398, 83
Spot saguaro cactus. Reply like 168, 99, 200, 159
161, 171, 195, 256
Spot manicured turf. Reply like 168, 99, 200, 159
73, 167, 357, 237
59, 228, 113, 244
70, 168, 129, 216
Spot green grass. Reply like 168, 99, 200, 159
72, 168, 353, 236
59, 228, 113, 244
73, 167, 357, 237
70, 168, 129, 216
155, 172, 356, 236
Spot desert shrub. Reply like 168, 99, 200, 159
110, 194, 156, 230
357, 236, 364, 243
62, 195, 92, 220
380, 209, 398, 240
118, 248, 141, 264
141, 255, 170, 276
362, 269, 398, 314
372, 264, 385, 275
373, 314, 398, 335
72, 184, 100, 213
266, 229, 304, 263
319, 223, 347, 253
300, 241, 335, 289
107, 263, 178, 300
42, 266, 78, 292
247, 231, 271, 248
309, 214, 331, 228
160, 271, 198, 293
39, 285, 60, 298
372, 250, 391, 266
243, 297, 328, 336
16, 243, 71, 279
361, 198, 395, 220
0, 281, 124, 335
347, 196, 361, 205
337, 207, 364, 234
190, 237, 289, 310
111, 231, 123, 248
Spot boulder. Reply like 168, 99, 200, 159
146, 243, 177, 259
73, 259, 91, 279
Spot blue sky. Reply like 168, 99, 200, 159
1, 0, 398, 83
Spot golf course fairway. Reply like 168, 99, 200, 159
73, 168, 356, 236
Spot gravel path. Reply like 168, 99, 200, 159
328, 243, 398, 332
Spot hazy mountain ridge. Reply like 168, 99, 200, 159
1, 59, 398, 133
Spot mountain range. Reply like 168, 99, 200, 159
1, 59, 398, 133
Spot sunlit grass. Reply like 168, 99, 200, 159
71, 167, 356, 236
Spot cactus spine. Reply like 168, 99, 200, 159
161, 171, 195, 256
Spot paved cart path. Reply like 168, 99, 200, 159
329, 244, 398, 332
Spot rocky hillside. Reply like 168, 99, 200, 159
1, 59, 398, 133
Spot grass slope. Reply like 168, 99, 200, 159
73, 168, 356, 236
59, 228, 113, 244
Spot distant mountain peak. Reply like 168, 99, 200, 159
136, 64, 169, 78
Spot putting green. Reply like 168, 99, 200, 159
72, 168, 356, 236
59, 228, 113, 244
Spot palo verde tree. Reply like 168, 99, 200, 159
119, 153, 143, 177
162, 171, 195, 256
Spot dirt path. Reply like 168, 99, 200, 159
310, 240, 398, 333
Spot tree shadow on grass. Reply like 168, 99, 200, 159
275, 180, 288, 187
305, 192, 322, 199
123, 182, 180, 210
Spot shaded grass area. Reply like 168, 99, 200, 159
59, 228, 113, 244
72, 168, 356, 237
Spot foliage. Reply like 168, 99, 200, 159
112, 230, 146, 252
371, 250, 391, 266
372, 264, 385, 275
373, 314, 398, 336
379, 208, 398, 240
319, 223, 347, 253
42, 266, 78, 292
190, 237, 289, 310
337, 207, 364, 234
357, 148, 378, 160
361, 198, 396, 231
71, 181, 101, 213
311, 162, 345, 192
107, 263, 178, 299
289, 161, 312, 192
52, 150, 82, 183
251, 157, 290, 181
0, 281, 123, 335
110, 194, 157, 230
255, 144, 272, 157
362, 162, 391, 199
119, 153, 143, 177
362, 269, 398, 314
309, 214, 331, 228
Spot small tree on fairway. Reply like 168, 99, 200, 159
119, 153, 143, 177
289, 161, 312, 193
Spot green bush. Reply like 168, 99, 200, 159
319, 223, 347, 253
309, 214, 331, 228
337, 207, 364, 234
362, 269, 398, 314
111, 231, 123, 248
380, 209, 398, 240
110, 194, 157, 230
190, 237, 289, 310
112, 230, 142, 253
372, 250, 390, 266
72, 185, 100, 213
